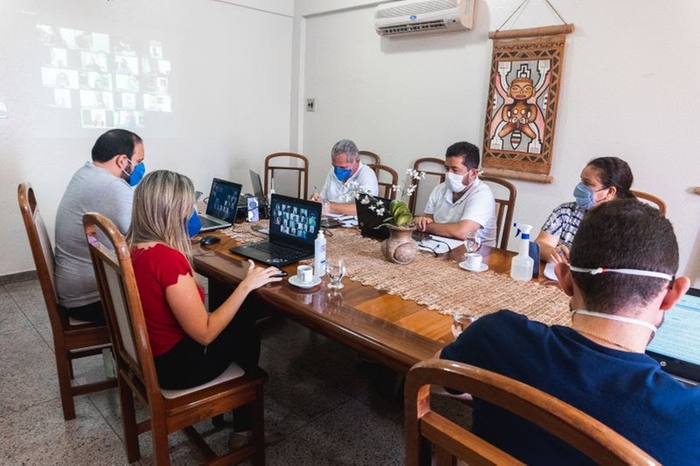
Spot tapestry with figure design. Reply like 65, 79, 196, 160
482, 25, 573, 183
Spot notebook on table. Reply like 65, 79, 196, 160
646, 287, 700, 386
355, 194, 393, 240
229, 194, 322, 266
198, 178, 242, 232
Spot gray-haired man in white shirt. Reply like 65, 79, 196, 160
311, 139, 378, 216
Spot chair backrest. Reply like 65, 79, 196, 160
359, 150, 381, 165
83, 213, 161, 406
264, 152, 309, 199
480, 176, 517, 250
409, 158, 445, 215
405, 359, 659, 466
17, 183, 65, 334
368, 163, 399, 199
631, 190, 666, 216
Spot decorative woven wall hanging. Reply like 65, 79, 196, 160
482, 1, 574, 183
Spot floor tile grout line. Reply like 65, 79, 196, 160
2, 282, 56, 354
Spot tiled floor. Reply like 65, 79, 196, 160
0, 277, 469, 465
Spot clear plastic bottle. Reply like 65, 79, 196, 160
314, 229, 327, 278
268, 177, 276, 204
510, 223, 534, 281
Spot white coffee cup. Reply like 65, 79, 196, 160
466, 253, 483, 270
297, 265, 314, 284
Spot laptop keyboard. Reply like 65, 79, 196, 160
199, 216, 221, 229
248, 242, 307, 261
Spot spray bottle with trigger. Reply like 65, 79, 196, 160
510, 223, 535, 281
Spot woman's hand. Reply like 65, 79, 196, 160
548, 245, 570, 264
240, 260, 284, 290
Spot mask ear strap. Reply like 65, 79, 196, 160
569, 265, 674, 281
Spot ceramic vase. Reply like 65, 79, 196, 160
381, 225, 418, 264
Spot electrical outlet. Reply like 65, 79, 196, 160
306, 98, 315, 112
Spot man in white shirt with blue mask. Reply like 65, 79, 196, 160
413, 141, 497, 245
311, 139, 378, 216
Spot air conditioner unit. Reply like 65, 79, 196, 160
375, 0, 474, 37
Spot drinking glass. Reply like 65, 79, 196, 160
326, 258, 347, 290
464, 232, 481, 255
452, 313, 477, 338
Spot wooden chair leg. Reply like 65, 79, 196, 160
251, 387, 265, 466
118, 383, 141, 463
151, 416, 171, 466
54, 351, 76, 420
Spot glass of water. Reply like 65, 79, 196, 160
326, 258, 346, 290
464, 232, 481, 256
452, 313, 476, 338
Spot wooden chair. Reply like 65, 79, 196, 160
264, 152, 309, 199
359, 150, 381, 165
408, 158, 446, 215
83, 213, 267, 465
17, 183, 115, 420
480, 176, 517, 250
368, 163, 399, 199
405, 359, 658, 466
631, 190, 667, 216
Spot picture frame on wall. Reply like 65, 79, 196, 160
482, 25, 573, 183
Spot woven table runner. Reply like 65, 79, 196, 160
224, 223, 571, 326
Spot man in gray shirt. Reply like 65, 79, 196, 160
55, 129, 145, 322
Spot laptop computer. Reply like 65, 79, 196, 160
646, 287, 700, 386
249, 169, 269, 217
355, 194, 393, 240
229, 193, 322, 266
198, 178, 242, 232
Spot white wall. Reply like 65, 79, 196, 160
1, 0, 294, 276
293, 0, 700, 283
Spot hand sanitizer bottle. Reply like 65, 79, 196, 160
314, 230, 326, 278
268, 177, 276, 204
510, 223, 534, 281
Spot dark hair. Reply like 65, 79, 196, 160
445, 141, 480, 169
91, 129, 143, 163
570, 199, 678, 313
587, 157, 634, 199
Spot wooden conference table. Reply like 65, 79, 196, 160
193, 229, 550, 375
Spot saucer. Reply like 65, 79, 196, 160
289, 275, 322, 289
459, 261, 488, 273
543, 262, 558, 281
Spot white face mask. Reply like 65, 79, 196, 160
445, 172, 467, 193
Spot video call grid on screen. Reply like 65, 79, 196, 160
646, 291, 700, 367
270, 200, 319, 242
208, 181, 241, 222
36, 24, 173, 129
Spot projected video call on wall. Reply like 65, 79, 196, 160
37, 24, 172, 129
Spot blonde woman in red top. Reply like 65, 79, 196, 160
126, 170, 282, 431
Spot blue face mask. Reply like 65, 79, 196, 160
124, 160, 146, 186
573, 183, 597, 209
334, 166, 352, 182
186, 208, 201, 237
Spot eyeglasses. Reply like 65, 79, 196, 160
418, 238, 452, 256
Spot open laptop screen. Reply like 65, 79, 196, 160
249, 169, 266, 206
646, 287, 700, 383
206, 178, 241, 222
355, 194, 393, 239
269, 194, 322, 253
